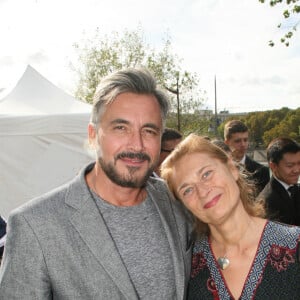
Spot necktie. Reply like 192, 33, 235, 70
290, 185, 300, 225
288, 185, 299, 201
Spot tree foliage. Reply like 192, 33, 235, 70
259, 0, 300, 46
72, 27, 206, 132
218, 107, 300, 147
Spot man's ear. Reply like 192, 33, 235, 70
269, 161, 277, 173
88, 123, 97, 148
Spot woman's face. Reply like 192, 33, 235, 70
171, 152, 240, 225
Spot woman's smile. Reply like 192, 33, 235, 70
204, 193, 222, 209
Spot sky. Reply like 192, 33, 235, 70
0, 0, 299, 113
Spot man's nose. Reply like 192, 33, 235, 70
128, 131, 144, 151
241, 141, 247, 148
293, 164, 300, 174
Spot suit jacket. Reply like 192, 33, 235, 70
245, 155, 270, 195
0, 163, 193, 300
258, 176, 300, 226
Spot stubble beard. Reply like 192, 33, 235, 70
98, 155, 156, 188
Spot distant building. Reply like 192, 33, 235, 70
196, 109, 213, 120
196, 109, 248, 123
218, 110, 248, 123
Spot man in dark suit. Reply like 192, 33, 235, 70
258, 137, 300, 225
224, 120, 270, 195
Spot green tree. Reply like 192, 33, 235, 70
259, 0, 300, 46
72, 27, 206, 132
216, 107, 299, 147
244, 107, 291, 145
263, 108, 300, 144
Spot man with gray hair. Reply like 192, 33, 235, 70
0, 68, 192, 299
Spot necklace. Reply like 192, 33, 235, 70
217, 255, 230, 270
213, 218, 256, 271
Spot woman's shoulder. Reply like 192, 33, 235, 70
267, 220, 300, 234
266, 220, 300, 247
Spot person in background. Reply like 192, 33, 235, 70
258, 137, 300, 225
153, 127, 182, 177
224, 120, 270, 195
161, 134, 300, 299
0, 68, 192, 299
211, 139, 231, 155
0, 216, 6, 264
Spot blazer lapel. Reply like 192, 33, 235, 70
65, 169, 138, 300
147, 182, 185, 300
272, 178, 292, 206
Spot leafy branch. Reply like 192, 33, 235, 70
259, 0, 300, 46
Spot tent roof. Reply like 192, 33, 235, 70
0, 65, 91, 115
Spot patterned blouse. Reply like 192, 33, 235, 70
188, 221, 300, 299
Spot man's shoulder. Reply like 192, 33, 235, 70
147, 177, 193, 222
259, 178, 285, 199
147, 176, 177, 199
245, 155, 268, 172
147, 175, 167, 188
147, 176, 174, 201
245, 155, 264, 167
147, 176, 179, 203
9, 180, 72, 220
9, 164, 91, 220
258, 181, 272, 198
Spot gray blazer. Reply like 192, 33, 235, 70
0, 163, 193, 299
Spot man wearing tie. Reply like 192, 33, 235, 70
259, 137, 300, 225
224, 120, 270, 195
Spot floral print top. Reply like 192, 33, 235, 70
188, 221, 300, 300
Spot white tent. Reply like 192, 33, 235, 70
0, 65, 93, 218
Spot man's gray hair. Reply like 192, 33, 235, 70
90, 68, 170, 126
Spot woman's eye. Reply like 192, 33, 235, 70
183, 187, 193, 196
202, 170, 212, 180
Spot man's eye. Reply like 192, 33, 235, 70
143, 129, 158, 136
114, 125, 126, 130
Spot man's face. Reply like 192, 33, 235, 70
158, 138, 182, 167
270, 151, 300, 185
225, 131, 249, 161
89, 92, 162, 188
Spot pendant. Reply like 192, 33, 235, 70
217, 256, 230, 270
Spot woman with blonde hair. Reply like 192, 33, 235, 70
161, 134, 300, 299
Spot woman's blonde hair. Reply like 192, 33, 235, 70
160, 133, 266, 236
